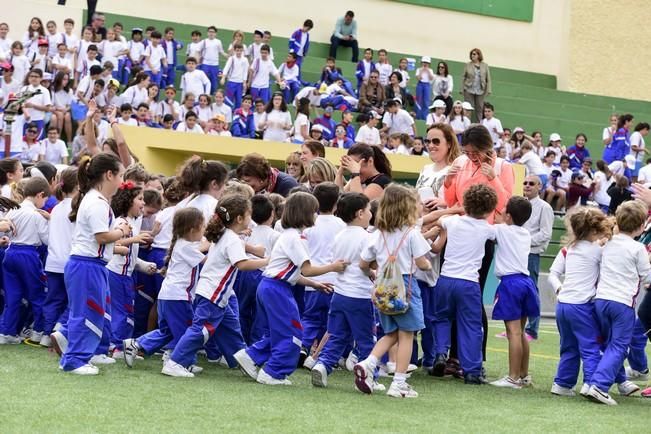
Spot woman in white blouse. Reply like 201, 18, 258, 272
260, 92, 292, 142
433, 61, 454, 116
292, 97, 310, 144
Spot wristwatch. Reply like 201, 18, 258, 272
350, 172, 360, 178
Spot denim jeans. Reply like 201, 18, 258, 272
525, 253, 541, 338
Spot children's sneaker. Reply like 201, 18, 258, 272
520, 375, 533, 387
0, 334, 23, 345
579, 383, 590, 396
445, 358, 463, 378
406, 363, 418, 374
303, 355, 316, 370
617, 380, 640, 396
29, 331, 43, 343
207, 356, 229, 366
39, 335, 52, 348
19, 327, 32, 339
311, 363, 328, 388
377, 364, 390, 377
345, 352, 358, 372
641, 386, 651, 398
586, 385, 618, 405
122, 338, 141, 368
464, 373, 487, 385
550, 382, 576, 396
68, 364, 99, 376
90, 354, 116, 365
50, 331, 67, 355
162, 349, 171, 364
233, 349, 259, 380
353, 360, 375, 394
429, 354, 447, 377
385, 361, 396, 375
494, 331, 507, 339
188, 365, 203, 374
161, 360, 195, 378
490, 376, 522, 389
525, 333, 536, 342
257, 368, 291, 385
386, 381, 418, 398
373, 381, 386, 392
625, 366, 649, 382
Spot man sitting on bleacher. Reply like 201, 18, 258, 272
329, 11, 359, 62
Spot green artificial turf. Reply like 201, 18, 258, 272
1, 321, 649, 433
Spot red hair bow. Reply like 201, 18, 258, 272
119, 181, 135, 190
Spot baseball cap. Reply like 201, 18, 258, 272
421, 56, 431, 64
513, 127, 525, 133
311, 124, 323, 132
324, 105, 334, 113
37, 38, 49, 47
462, 101, 474, 111
131, 27, 143, 33
571, 171, 584, 181
369, 110, 382, 119
41, 72, 53, 81
429, 99, 446, 109
318, 83, 328, 94
549, 133, 562, 142
212, 113, 226, 123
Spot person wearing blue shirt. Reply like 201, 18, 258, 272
329, 11, 359, 62
288, 19, 313, 69
566, 133, 590, 170
236, 153, 299, 197
231, 95, 256, 138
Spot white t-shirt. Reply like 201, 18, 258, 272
519, 151, 547, 176
202, 38, 225, 66
52, 89, 73, 109
263, 228, 310, 285
144, 44, 166, 72
596, 233, 651, 307
425, 113, 447, 127
548, 241, 602, 304
128, 40, 145, 63
118, 117, 138, 126
333, 226, 374, 299
181, 69, 211, 99
415, 164, 448, 201
250, 58, 278, 89
52, 54, 74, 72
5, 200, 48, 246
304, 215, 346, 289
11, 55, 31, 85
222, 56, 249, 83
195, 228, 248, 307
21, 85, 51, 121
481, 117, 503, 145
262, 110, 292, 142
293, 113, 309, 143
158, 239, 205, 301
361, 226, 430, 275
196, 105, 213, 123
186, 41, 203, 59
375, 62, 393, 86
382, 109, 414, 135
629, 131, 646, 162
247, 224, 280, 264
121, 85, 148, 107
593, 171, 613, 205
448, 116, 470, 134
39, 138, 68, 164
175, 122, 204, 134
556, 168, 572, 189
69, 189, 115, 262
187, 193, 217, 224
211, 103, 232, 123
355, 124, 381, 146
494, 224, 531, 277
247, 42, 274, 61
152, 206, 176, 249
638, 164, 651, 186
439, 215, 496, 282
278, 63, 299, 82
107, 216, 143, 276
101, 40, 126, 71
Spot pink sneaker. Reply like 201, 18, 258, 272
525, 333, 536, 342
495, 331, 507, 339
641, 387, 651, 398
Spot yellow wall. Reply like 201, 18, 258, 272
4, 1, 83, 43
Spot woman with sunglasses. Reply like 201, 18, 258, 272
462, 48, 491, 122
433, 61, 453, 116
20, 122, 43, 164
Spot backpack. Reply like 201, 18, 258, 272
372, 228, 413, 315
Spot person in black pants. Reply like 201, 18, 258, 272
329, 11, 359, 62
57, 1, 98, 27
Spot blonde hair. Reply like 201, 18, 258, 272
564, 207, 612, 246
616, 200, 648, 234
307, 157, 337, 183
389, 133, 413, 149
375, 183, 419, 231
222, 180, 254, 200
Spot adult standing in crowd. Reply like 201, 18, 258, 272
236, 153, 299, 196
521, 175, 554, 341
329, 11, 359, 63
462, 48, 491, 122
89, 12, 107, 42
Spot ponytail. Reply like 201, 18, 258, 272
70, 153, 122, 222
178, 155, 228, 195
204, 195, 250, 244
163, 207, 204, 273
55, 166, 79, 201
347, 144, 392, 179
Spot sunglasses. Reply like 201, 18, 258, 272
523, 181, 537, 186
27, 130, 38, 134
423, 138, 440, 145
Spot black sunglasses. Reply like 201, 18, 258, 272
423, 138, 440, 145
523, 181, 537, 186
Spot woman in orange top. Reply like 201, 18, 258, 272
442, 124, 514, 368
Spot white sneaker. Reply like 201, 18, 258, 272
377, 364, 390, 377
68, 364, 99, 376
233, 349, 258, 380
162, 349, 171, 364
625, 366, 649, 382
580, 383, 590, 396
345, 352, 358, 372
39, 335, 52, 348
387, 381, 418, 398
90, 354, 116, 365
19, 327, 32, 339
122, 339, 141, 368
617, 380, 641, 396
520, 375, 533, 387
311, 363, 328, 388
50, 331, 67, 355
0, 334, 22, 344
587, 385, 618, 405
207, 356, 230, 367
373, 381, 386, 392
386, 361, 396, 375
161, 360, 195, 378
303, 355, 316, 370
30, 331, 43, 343
188, 365, 203, 374
490, 376, 523, 389
406, 363, 418, 374
550, 382, 576, 397
353, 360, 375, 394
256, 368, 291, 385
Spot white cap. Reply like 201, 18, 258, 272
549, 133, 562, 142
625, 155, 637, 169
311, 124, 323, 132
369, 110, 382, 119
392, 96, 403, 104
421, 56, 431, 64
462, 101, 474, 111
513, 127, 524, 133
429, 99, 446, 109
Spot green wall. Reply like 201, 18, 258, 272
394, 0, 534, 22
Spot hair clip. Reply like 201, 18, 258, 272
119, 180, 135, 190
219, 206, 230, 222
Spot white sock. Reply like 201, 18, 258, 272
366, 355, 379, 371
393, 372, 407, 385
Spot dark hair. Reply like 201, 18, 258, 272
336, 192, 369, 223
70, 153, 122, 222
483, 102, 494, 111
389, 71, 402, 84
265, 92, 287, 113
281, 191, 318, 229
164, 26, 174, 34
267, 193, 285, 226
505, 196, 532, 226
164, 207, 204, 270
303, 19, 314, 29
205, 195, 251, 243
120, 103, 133, 112
437, 61, 449, 77
369, 199, 379, 226
236, 153, 271, 182
242, 94, 253, 103
297, 97, 310, 117
186, 56, 197, 64
89, 65, 103, 76
111, 184, 143, 217
345, 10, 355, 17
461, 125, 493, 152
150, 31, 162, 39
0, 159, 21, 185
303, 140, 326, 158
55, 166, 79, 201
575, 133, 587, 142
53, 71, 71, 92
87, 44, 98, 52
28, 161, 57, 184
560, 155, 570, 163
469, 48, 484, 62
545, 150, 557, 159
179, 155, 228, 195
124, 163, 148, 184
347, 143, 392, 178
132, 71, 149, 86
313, 182, 340, 213
29, 68, 43, 78
144, 188, 163, 208
617, 114, 634, 130
260, 44, 270, 53
462, 184, 497, 218
22, 176, 50, 198
185, 110, 197, 120
27, 17, 45, 37
137, 102, 150, 111
163, 178, 187, 205
251, 195, 274, 224
145, 26, 156, 32
207, 25, 217, 32
635, 122, 651, 132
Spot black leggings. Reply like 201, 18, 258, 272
638, 290, 651, 339
448, 240, 494, 362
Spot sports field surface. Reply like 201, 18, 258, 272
1, 321, 649, 433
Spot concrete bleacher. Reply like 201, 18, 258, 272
100, 11, 651, 159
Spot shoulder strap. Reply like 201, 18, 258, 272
381, 227, 414, 260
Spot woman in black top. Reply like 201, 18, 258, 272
335, 143, 392, 200
385, 71, 414, 111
